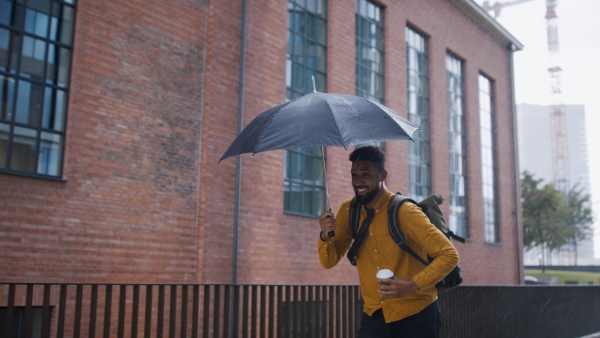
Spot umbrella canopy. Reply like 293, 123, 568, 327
219, 91, 419, 162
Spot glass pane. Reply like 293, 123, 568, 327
38, 131, 62, 175
290, 182, 302, 212
42, 87, 66, 131
0, 122, 8, 168
288, 32, 301, 55
49, 14, 58, 41
1, 75, 16, 121
313, 45, 327, 72
25, 0, 52, 37
0, 28, 10, 72
316, 154, 325, 184
284, 180, 291, 210
315, 20, 327, 45
16, 79, 43, 126
45, 43, 70, 87
5, 30, 20, 74
290, 151, 300, 180
0, 0, 14, 25
21, 36, 47, 78
302, 186, 311, 214
54, 89, 66, 131
59, 5, 75, 45
290, 63, 305, 93
10, 126, 38, 172
313, 188, 324, 215
306, 0, 317, 13
304, 153, 314, 178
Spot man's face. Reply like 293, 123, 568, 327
351, 160, 386, 205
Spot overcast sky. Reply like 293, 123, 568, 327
474, 0, 600, 258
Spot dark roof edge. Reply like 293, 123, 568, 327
450, 0, 524, 51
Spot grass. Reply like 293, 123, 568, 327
524, 269, 600, 285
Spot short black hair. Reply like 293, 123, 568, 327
349, 146, 386, 170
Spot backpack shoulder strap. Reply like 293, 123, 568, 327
388, 193, 429, 266
446, 230, 467, 243
347, 198, 375, 266
349, 197, 361, 236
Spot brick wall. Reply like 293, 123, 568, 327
1, 0, 522, 286
1, 0, 210, 283
212, 0, 524, 285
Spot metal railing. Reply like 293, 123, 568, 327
439, 285, 600, 338
2, 283, 600, 338
0, 283, 362, 338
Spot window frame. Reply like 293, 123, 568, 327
479, 73, 499, 243
446, 52, 469, 239
354, 0, 385, 151
0, 0, 77, 180
355, 0, 384, 104
284, 0, 328, 218
406, 26, 431, 201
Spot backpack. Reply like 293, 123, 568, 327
347, 193, 465, 290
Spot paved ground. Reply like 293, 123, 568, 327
579, 332, 600, 338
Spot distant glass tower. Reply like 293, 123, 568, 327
517, 103, 596, 265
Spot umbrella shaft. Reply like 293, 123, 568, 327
321, 146, 331, 212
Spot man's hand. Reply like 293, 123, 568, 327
377, 277, 420, 299
319, 211, 336, 241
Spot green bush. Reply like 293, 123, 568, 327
525, 269, 600, 285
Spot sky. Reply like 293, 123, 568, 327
474, 0, 600, 258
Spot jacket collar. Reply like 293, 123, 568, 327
366, 188, 394, 213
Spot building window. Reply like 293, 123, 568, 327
355, 0, 383, 103
355, 0, 385, 150
284, 0, 327, 217
446, 53, 469, 238
406, 27, 431, 201
0, 0, 76, 179
479, 74, 499, 243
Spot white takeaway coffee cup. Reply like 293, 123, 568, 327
376, 269, 394, 279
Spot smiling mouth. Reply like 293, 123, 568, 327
355, 187, 367, 195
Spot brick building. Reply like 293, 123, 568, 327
1, 0, 523, 286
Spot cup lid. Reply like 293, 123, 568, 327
376, 269, 394, 279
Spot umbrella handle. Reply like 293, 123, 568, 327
326, 211, 334, 238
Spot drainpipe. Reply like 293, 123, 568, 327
232, 0, 248, 286
507, 42, 522, 284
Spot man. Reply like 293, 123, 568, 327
318, 146, 459, 338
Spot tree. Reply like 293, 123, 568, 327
521, 171, 594, 267
564, 183, 594, 262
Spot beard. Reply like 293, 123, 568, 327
355, 184, 381, 205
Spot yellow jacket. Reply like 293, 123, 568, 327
318, 189, 459, 323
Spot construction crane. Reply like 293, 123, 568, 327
483, 0, 570, 191
482, 0, 535, 17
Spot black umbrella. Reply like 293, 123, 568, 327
220, 89, 419, 236
219, 92, 418, 160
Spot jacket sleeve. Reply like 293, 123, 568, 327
317, 200, 355, 269
398, 202, 460, 289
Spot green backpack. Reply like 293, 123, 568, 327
347, 193, 465, 290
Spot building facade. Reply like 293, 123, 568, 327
1, 0, 523, 286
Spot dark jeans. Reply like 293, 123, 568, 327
358, 301, 441, 338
